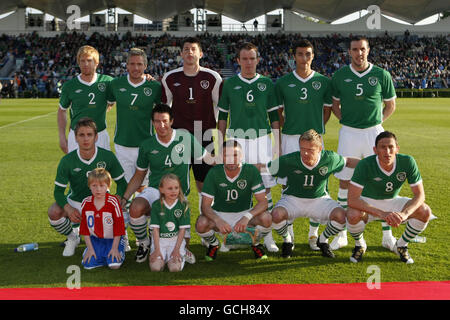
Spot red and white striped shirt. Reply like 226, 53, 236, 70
80, 193, 125, 239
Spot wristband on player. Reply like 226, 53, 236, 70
244, 212, 253, 220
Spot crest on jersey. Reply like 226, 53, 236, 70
312, 81, 321, 90
96, 161, 107, 169
200, 80, 210, 89
318, 166, 328, 176
174, 209, 183, 218
103, 215, 113, 225
174, 143, 185, 154
368, 77, 378, 86
165, 222, 176, 232
396, 172, 406, 182
97, 83, 106, 92
237, 179, 247, 190
257, 83, 266, 91
143, 88, 152, 96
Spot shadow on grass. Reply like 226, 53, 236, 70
0, 239, 412, 289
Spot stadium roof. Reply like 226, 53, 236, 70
0, 0, 448, 24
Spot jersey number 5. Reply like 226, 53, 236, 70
356, 84, 363, 96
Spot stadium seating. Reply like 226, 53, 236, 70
0, 32, 448, 98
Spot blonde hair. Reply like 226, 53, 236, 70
159, 174, 188, 215
127, 47, 148, 66
300, 129, 322, 146
87, 168, 112, 189
77, 45, 99, 65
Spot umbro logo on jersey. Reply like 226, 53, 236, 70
75, 89, 82, 93
73, 168, 81, 172
294, 170, 302, 174
219, 183, 228, 187
233, 86, 242, 90
119, 88, 127, 92
151, 150, 159, 154
288, 84, 296, 88
344, 79, 352, 82
373, 177, 382, 181
174, 83, 181, 87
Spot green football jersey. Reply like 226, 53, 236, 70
331, 64, 396, 129
149, 199, 191, 239
136, 129, 205, 195
107, 76, 162, 147
350, 154, 422, 200
275, 71, 332, 135
267, 150, 345, 199
217, 73, 279, 139
54, 147, 125, 205
59, 73, 113, 131
201, 163, 265, 213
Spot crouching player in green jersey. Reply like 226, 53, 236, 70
196, 140, 272, 261
347, 131, 433, 264
265, 129, 359, 258
48, 117, 127, 257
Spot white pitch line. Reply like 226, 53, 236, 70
0, 111, 56, 130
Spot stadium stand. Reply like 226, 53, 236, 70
0, 31, 448, 98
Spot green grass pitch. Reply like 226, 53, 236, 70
0, 98, 449, 288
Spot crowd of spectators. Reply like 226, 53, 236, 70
0, 31, 448, 98
226, 32, 449, 89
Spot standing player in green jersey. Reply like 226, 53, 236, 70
217, 42, 281, 253
196, 140, 272, 261
58, 45, 114, 154
275, 39, 333, 251
347, 131, 432, 264
265, 129, 359, 258
107, 48, 161, 191
330, 36, 397, 251
48, 117, 127, 257
121, 104, 214, 264
106, 48, 161, 252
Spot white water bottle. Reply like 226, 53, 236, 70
15, 243, 39, 252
